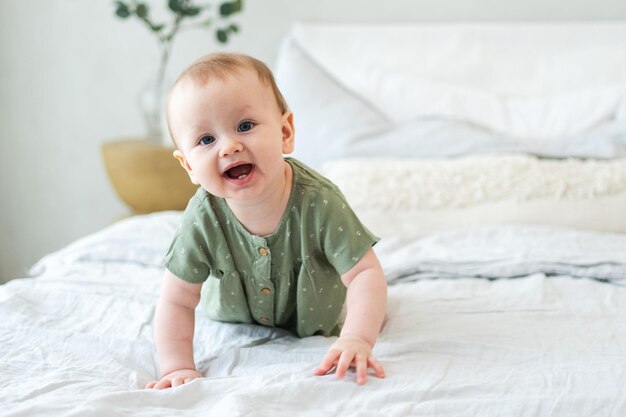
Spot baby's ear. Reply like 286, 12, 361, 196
173, 150, 199, 185
281, 112, 295, 154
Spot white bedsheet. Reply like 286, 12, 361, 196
2, 213, 626, 416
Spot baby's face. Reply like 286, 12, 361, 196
169, 68, 294, 203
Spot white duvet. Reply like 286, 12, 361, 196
2, 212, 626, 416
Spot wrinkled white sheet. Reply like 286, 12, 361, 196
2, 213, 626, 416
376, 224, 626, 281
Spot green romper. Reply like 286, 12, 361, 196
164, 158, 379, 337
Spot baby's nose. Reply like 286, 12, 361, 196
219, 137, 244, 157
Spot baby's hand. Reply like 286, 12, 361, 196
145, 368, 203, 390
314, 335, 385, 384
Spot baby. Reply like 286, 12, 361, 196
145, 53, 387, 389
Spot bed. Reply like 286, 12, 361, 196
3, 22, 626, 416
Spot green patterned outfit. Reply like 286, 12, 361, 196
165, 158, 378, 337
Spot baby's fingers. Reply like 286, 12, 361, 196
171, 376, 186, 387
368, 357, 386, 379
335, 351, 355, 379
144, 380, 158, 389
356, 354, 368, 384
314, 349, 340, 375
153, 378, 173, 390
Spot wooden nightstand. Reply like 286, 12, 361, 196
101, 139, 198, 214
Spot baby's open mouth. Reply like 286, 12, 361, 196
225, 163, 253, 180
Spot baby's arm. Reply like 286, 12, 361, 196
145, 269, 203, 389
314, 247, 388, 384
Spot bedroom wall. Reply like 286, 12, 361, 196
1, 0, 626, 283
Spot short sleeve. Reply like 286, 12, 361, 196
318, 187, 379, 275
164, 196, 212, 283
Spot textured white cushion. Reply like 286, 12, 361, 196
321, 156, 626, 238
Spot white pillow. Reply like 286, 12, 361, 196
358, 68, 626, 139
275, 34, 389, 169
290, 22, 626, 140
274, 24, 626, 167
321, 155, 626, 238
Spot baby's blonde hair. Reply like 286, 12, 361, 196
167, 53, 289, 146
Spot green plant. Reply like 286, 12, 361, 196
113, 0, 244, 139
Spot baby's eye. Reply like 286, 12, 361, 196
198, 135, 215, 145
237, 121, 254, 132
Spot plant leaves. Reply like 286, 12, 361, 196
116, 0, 241, 44
114, 1, 131, 18
183, 6, 201, 16
168, 0, 183, 13
220, 1, 244, 16
216, 29, 228, 43
219, 2, 233, 17
135, 3, 149, 18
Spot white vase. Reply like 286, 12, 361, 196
137, 74, 169, 144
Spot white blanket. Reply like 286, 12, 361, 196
377, 224, 626, 281
2, 213, 626, 416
